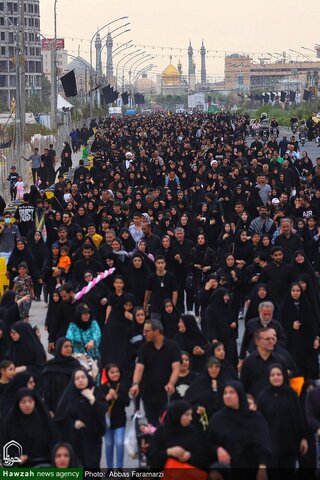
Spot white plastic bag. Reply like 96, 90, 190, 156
124, 412, 139, 458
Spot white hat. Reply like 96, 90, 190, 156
271, 198, 280, 205
125, 152, 133, 158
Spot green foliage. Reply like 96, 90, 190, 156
248, 101, 320, 126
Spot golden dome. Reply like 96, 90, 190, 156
162, 64, 180, 77
162, 63, 180, 87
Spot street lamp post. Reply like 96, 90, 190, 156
115, 49, 141, 90
50, 0, 58, 130
122, 52, 146, 92
132, 55, 154, 79
18, 0, 25, 144
89, 16, 128, 118
0, 11, 21, 166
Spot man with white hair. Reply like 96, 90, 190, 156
238, 301, 287, 366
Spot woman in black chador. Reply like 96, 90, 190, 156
40, 337, 80, 415
258, 364, 308, 479
207, 381, 271, 480
204, 288, 238, 367
54, 368, 107, 468
5, 321, 46, 377
185, 357, 224, 421
0, 388, 57, 467
148, 400, 210, 469
173, 314, 207, 372
278, 282, 319, 378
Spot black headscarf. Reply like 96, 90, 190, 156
5, 321, 46, 369
51, 442, 81, 468
160, 299, 181, 339
41, 338, 80, 375
257, 364, 306, 455
74, 304, 93, 331
148, 400, 209, 469
0, 371, 34, 417
208, 381, 272, 469
54, 368, 106, 437
173, 314, 207, 363
0, 320, 9, 360
0, 291, 20, 328
1, 388, 56, 466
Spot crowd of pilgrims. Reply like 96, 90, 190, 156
2, 112, 320, 477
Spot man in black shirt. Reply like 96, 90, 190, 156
48, 283, 77, 351
144, 256, 178, 319
172, 227, 194, 312
240, 327, 289, 399
259, 246, 293, 307
274, 218, 303, 262
14, 193, 35, 237
72, 245, 102, 288
239, 301, 287, 363
129, 319, 181, 425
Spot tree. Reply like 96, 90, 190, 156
41, 74, 51, 104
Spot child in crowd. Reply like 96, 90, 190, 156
7, 166, 19, 201
14, 176, 25, 200
12, 262, 34, 321
56, 245, 71, 286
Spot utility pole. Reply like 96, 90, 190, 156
15, 17, 21, 168
50, 0, 58, 130
18, 0, 25, 146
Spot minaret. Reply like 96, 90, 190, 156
200, 40, 206, 85
106, 31, 113, 82
95, 32, 102, 77
177, 59, 182, 76
188, 41, 193, 90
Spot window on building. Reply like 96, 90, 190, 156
1, 46, 6, 56
0, 4, 4, 11
0, 18, 4, 26
8, 32, 14, 44
0, 32, 5, 41
0, 75, 7, 87
0, 60, 7, 73
13, 2, 17, 12
8, 46, 14, 57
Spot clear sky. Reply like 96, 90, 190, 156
40, 0, 320, 80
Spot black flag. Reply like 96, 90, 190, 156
60, 70, 77, 97
289, 91, 296, 103
121, 92, 129, 105
303, 89, 311, 101
280, 91, 287, 103
270, 92, 276, 102
102, 85, 112, 103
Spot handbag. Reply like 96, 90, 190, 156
105, 383, 120, 429
163, 458, 208, 480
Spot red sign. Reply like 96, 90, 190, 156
41, 38, 65, 50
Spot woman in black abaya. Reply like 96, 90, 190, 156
0, 371, 36, 418
148, 400, 209, 469
278, 283, 319, 378
244, 283, 274, 324
204, 288, 238, 367
173, 314, 207, 373
205, 341, 237, 382
257, 364, 308, 479
207, 381, 271, 480
0, 388, 57, 466
40, 338, 80, 415
5, 321, 46, 377
185, 357, 224, 422
160, 299, 181, 339
0, 290, 24, 328
0, 320, 9, 361
126, 253, 151, 305
55, 368, 107, 468
100, 293, 136, 370
123, 307, 146, 383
